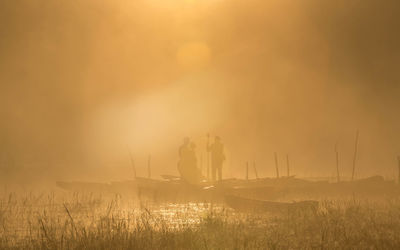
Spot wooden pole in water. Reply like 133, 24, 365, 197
351, 130, 359, 181
397, 156, 400, 184
246, 162, 249, 181
286, 154, 290, 177
147, 154, 151, 179
207, 133, 210, 180
274, 152, 280, 179
200, 154, 203, 175
253, 161, 259, 179
128, 147, 136, 179
207, 158, 210, 180
335, 144, 340, 183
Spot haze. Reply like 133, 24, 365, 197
1, 0, 400, 184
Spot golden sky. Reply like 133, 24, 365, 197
1, 0, 400, 180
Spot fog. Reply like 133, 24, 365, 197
1, 0, 400, 184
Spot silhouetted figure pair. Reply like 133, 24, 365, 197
178, 137, 202, 184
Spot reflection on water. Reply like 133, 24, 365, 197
0, 192, 231, 240
150, 202, 226, 228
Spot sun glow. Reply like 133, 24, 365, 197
87, 77, 228, 157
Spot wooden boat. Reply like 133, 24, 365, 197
56, 175, 400, 203
224, 194, 318, 213
56, 181, 112, 193
56, 177, 221, 202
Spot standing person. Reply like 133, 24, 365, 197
187, 142, 202, 183
207, 136, 225, 182
178, 137, 191, 177
179, 137, 191, 160
178, 138, 202, 184
187, 142, 198, 171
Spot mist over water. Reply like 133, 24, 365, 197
1, 0, 400, 184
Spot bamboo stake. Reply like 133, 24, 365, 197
132, 159, 136, 179
253, 161, 259, 179
207, 133, 210, 180
147, 154, 151, 179
351, 130, 359, 181
200, 154, 203, 175
397, 156, 400, 184
335, 144, 340, 182
274, 152, 280, 179
286, 154, 290, 177
128, 147, 136, 179
246, 162, 249, 181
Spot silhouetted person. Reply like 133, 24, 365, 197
179, 137, 191, 160
178, 137, 190, 175
207, 136, 225, 182
178, 138, 202, 184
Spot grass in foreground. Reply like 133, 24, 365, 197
0, 192, 400, 249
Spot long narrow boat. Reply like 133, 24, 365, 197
56, 175, 400, 203
224, 194, 318, 213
